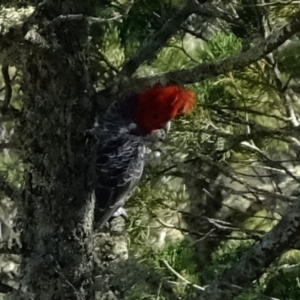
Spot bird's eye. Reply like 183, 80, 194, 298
152, 114, 159, 120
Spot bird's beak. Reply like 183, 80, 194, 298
163, 121, 171, 134
150, 122, 171, 140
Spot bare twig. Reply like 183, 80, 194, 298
87, 15, 124, 24
155, 218, 257, 241
189, 228, 216, 246
47, 258, 85, 300
156, 281, 163, 300
180, 26, 208, 41
143, 8, 300, 84
241, 141, 300, 185
98, 50, 119, 74
116, 0, 205, 79
161, 259, 205, 291
95, 9, 300, 101
0, 70, 19, 93
1, 64, 12, 112
196, 199, 300, 300
243, 0, 300, 7
202, 104, 290, 122
50, 10, 129, 25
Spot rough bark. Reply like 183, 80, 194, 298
12, 6, 95, 300
1, 2, 300, 300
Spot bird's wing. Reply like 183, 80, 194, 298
94, 134, 144, 228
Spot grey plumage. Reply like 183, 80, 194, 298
93, 96, 145, 228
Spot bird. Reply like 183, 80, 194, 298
92, 85, 196, 228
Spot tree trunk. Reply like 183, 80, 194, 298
15, 13, 95, 300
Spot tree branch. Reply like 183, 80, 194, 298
1, 64, 12, 112
195, 198, 300, 300
116, 0, 207, 80
180, 26, 208, 41
161, 259, 205, 291
133, 9, 300, 88
94, 8, 300, 109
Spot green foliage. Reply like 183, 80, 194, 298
196, 32, 243, 62
3, 1, 300, 299
119, 0, 184, 57
270, 2, 300, 21
125, 287, 168, 300
278, 40, 300, 77
0, 150, 23, 193
156, 241, 197, 275
264, 250, 300, 299
230, 0, 263, 41
90, 23, 124, 86
200, 240, 254, 283
242, 210, 280, 232
149, 32, 242, 76
129, 240, 199, 298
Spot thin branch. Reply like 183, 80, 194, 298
98, 50, 119, 74
1, 64, 12, 112
161, 259, 205, 291
202, 104, 290, 122
166, 44, 198, 64
97, 9, 300, 100
149, 8, 300, 83
0, 70, 19, 93
195, 3, 244, 29
50, 12, 127, 25
87, 15, 124, 24
155, 218, 257, 241
116, 0, 206, 79
180, 26, 208, 42
159, 201, 279, 222
241, 141, 300, 185
196, 199, 300, 300
47, 257, 85, 300
243, 0, 300, 7
163, 153, 295, 204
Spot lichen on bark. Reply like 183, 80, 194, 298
14, 15, 95, 300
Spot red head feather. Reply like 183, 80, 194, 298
134, 85, 196, 134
